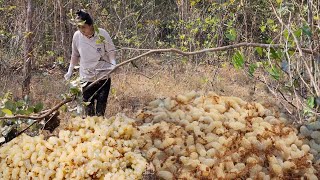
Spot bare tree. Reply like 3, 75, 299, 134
58, 0, 67, 60
22, 0, 33, 96
175, 0, 190, 20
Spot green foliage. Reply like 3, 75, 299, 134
270, 48, 282, 60
267, 66, 281, 80
249, 63, 258, 77
301, 24, 312, 37
232, 51, 245, 69
307, 96, 315, 109
304, 96, 316, 115
255, 47, 264, 57
226, 28, 237, 41
0, 92, 44, 117
1, 108, 12, 116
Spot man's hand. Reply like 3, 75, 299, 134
109, 64, 116, 70
64, 71, 72, 80
64, 64, 75, 80
110, 59, 116, 70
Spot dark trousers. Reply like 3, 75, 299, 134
82, 78, 111, 116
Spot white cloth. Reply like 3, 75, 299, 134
71, 28, 116, 82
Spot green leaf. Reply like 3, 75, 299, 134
232, 51, 245, 69
23, 31, 33, 38
249, 63, 258, 77
226, 28, 237, 41
201, 77, 209, 84
93, 24, 99, 33
270, 48, 281, 60
260, 25, 266, 33
16, 110, 27, 115
96, 39, 103, 44
46, 51, 55, 56
3, 91, 13, 100
96, 35, 105, 44
283, 29, 289, 40
303, 107, 312, 115
59, 105, 68, 112
288, 50, 295, 56
1, 108, 13, 115
307, 96, 315, 108
294, 29, 302, 38
16, 100, 25, 108
5, 100, 16, 112
8, 5, 16, 10
34, 102, 44, 113
267, 19, 274, 25
302, 25, 312, 37
98, 35, 105, 41
255, 47, 263, 57
26, 107, 34, 115
76, 20, 85, 26
57, 57, 64, 65
181, 57, 188, 64
82, 102, 91, 106
70, 87, 81, 96
111, 88, 117, 95
268, 66, 281, 80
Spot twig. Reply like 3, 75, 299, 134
41, 111, 59, 131
269, 0, 320, 97
16, 120, 37, 136
276, 89, 297, 109
260, 75, 293, 115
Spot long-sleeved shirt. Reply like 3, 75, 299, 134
71, 28, 116, 82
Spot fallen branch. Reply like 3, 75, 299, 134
0, 97, 73, 120
1, 42, 317, 120
85, 42, 317, 91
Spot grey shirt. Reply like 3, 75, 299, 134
71, 28, 116, 82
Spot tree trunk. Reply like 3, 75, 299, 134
176, 0, 190, 21
53, 1, 59, 56
22, 0, 33, 97
58, 0, 67, 60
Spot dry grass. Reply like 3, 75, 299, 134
105, 57, 280, 117
1, 56, 279, 119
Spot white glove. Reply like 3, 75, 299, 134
109, 59, 116, 70
64, 64, 75, 80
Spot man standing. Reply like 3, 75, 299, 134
64, 10, 116, 117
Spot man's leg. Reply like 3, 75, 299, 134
96, 78, 111, 117
82, 82, 96, 116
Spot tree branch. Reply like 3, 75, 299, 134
1, 42, 317, 120
0, 97, 73, 120
85, 42, 317, 91
269, 0, 320, 97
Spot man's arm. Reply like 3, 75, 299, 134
65, 33, 80, 80
102, 30, 116, 68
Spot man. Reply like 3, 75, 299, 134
64, 10, 116, 117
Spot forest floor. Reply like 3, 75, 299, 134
1, 56, 281, 120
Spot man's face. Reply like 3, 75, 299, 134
78, 24, 93, 37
